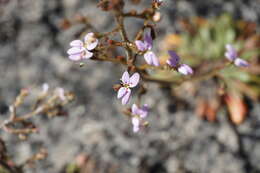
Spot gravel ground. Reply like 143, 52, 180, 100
0, 0, 260, 173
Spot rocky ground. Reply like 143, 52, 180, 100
0, 0, 260, 173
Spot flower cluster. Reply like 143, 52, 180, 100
135, 33, 194, 75
67, 32, 98, 61
115, 71, 150, 133
66, 31, 194, 133
116, 71, 150, 133
225, 44, 249, 67
66, 32, 252, 134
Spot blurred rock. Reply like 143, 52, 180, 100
0, 0, 260, 173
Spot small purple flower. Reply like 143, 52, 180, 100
135, 33, 159, 66
135, 33, 153, 51
67, 32, 98, 61
131, 104, 149, 133
131, 104, 149, 118
144, 51, 160, 67
225, 44, 238, 61
117, 71, 140, 105
225, 44, 249, 67
167, 50, 193, 75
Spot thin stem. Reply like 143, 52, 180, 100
95, 52, 230, 86
123, 11, 147, 19
114, 12, 133, 63
94, 54, 127, 65
98, 27, 120, 38
141, 62, 231, 85
3, 126, 38, 135
134, 20, 150, 40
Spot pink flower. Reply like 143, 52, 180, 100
225, 44, 249, 67
167, 50, 193, 75
117, 71, 140, 105
67, 32, 98, 61
131, 104, 149, 133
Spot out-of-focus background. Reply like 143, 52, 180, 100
0, 0, 260, 172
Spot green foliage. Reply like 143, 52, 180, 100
65, 163, 80, 173
173, 13, 260, 98
0, 167, 10, 173
179, 14, 239, 63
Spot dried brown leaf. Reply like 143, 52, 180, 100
224, 93, 247, 125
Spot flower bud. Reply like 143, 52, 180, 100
153, 12, 161, 22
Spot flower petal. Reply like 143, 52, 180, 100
226, 44, 235, 52
144, 51, 154, 65
178, 64, 193, 75
132, 117, 140, 133
225, 51, 237, 61
42, 83, 49, 93
129, 72, 140, 88
84, 32, 98, 50
167, 50, 180, 67
121, 71, 130, 84
234, 58, 249, 67
70, 40, 83, 47
144, 33, 153, 50
135, 40, 147, 51
67, 47, 83, 55
131, 104, 139, 115
117, 87, 127, 99
84, 32, 94, 42
132, 117, 140, 127
151, 53, 160, 66
83, 50, 93, 59
69, 54, 81, 61
86, 40, 98, 50
139, 104, 149, 118
121, 89, 131, 105
133, 125, 140, 133
225, 44, 238, 61
225, 52, 233, 61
